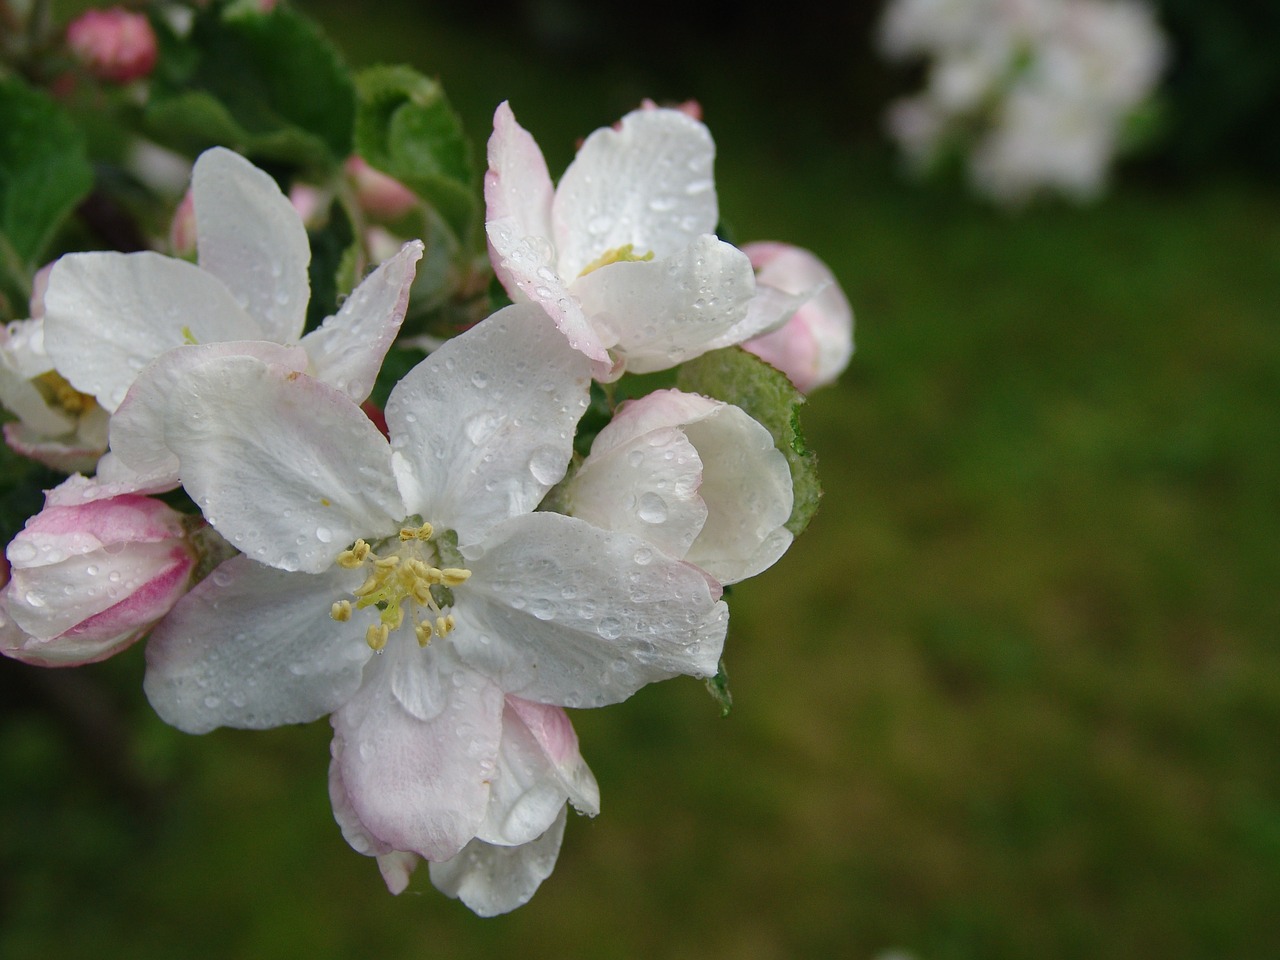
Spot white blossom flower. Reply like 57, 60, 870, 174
878, 0, 1168, 205
485, 102, 795, 380
43, 146, 422, 415
564, 388, 794, 585
141, 304, 726, 869
0, 316, 108, 473
333, 695, 599, 915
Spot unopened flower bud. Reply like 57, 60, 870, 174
345, 156, 418, 220
65, 7, 158, 85
741, 242, 854, 393
0, 494, 198, 666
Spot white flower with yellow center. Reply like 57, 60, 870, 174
141, 304, 727, 868
40, 146, 421, 484
485, 102, 802, 381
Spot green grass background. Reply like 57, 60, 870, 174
2, 3, 1279, 957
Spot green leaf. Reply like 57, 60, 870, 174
676, 346, 821, 537
353, 65, 476, 244
0, 78, 94, 286
145, 4, 355, 172
704, 659, 734, 718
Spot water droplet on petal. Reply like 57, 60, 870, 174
637, 493, 668, 524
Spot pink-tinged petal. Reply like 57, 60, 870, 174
160, 356, 404, 573
192, 147, 311, 343
590, 389, 793, 583
331, 642, 504, 861
553, 108, 719, 278
567, 425, 706, 561
477, 698, 598, 846
453, 512, 727, 708
703, 281, 811, 353
144, 557, 371, 733
429, 806, 567, 917
43, 455, 180, 508
43, 251, 262, 411
6, 538, 192, 649
385, 304, 590, 547
741, 242, 854, 392
14, 492, 185, 553
570, 235, 755, 376
485, 102, 555, 261
3, 421, 104, 475
300, 240, 423, 403
329, 745, 394, 857
109, 340, 310, 483
485, 217, 613, 371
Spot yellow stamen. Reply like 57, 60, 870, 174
578, 243, 655, 278
366, 623, 389, 651
441, 568, 471, 587
330, 600, 352, 622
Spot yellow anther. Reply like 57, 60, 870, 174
353, 572, 383, 598
441, 568, 472, 587
366, 623, 389, 651
435, 615, 450, 638
34, 371, 95, 417
330, 600, 352, 622
374, 555, 401, 570
399, 522, 433, 542
415, 621, 434, 647
578, 243, 655, 278
410, 578, 435, 605
444, 614, 456, 633
336, 539, 370, 568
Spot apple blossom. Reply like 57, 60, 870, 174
741, 242, 854, 393
345, 156, 418, 220
141, 303, 726, 872
0, 492, 205, 666
564, 388, 793, 585
43, 146, 423, 416
333, 695, 599, 914
878, 0, 1168, 205
485, 102, 796, 380
0, 265, 110, 473
65, 7, 158, 84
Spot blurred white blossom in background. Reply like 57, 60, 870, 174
878, 0, 1168, 205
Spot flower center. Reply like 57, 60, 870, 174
328, 521, 471, 652
34, 371, 97, 418
577, 243, 654, 278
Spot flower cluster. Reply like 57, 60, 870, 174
878, 0, 1168, 205
0, 94, 852, 914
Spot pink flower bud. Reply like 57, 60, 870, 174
741, 242, 854, 393
169, 190, 197, 257
0, 495, 197, 666
65, 8, 158, 85
345, 156, 418, 220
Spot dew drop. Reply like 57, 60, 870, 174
597, 617, 622, 640
637, 493, 668, 524
316, 526, 333, 544
7, 541, 36, 563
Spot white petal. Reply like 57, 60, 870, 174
143, 556, 371, 733
553, 108, 719, 278
484, 102, 555, 266
192, 147, 311, 343
570, 235, 755, 375
162, 356, 404, 573
43, 251, 262, 411
567, 426, 706, 561
704, 280, 813, 352
475, 698, 598, 846
43, 455, 179, 508
453, 512, 727, 707
332, 642, 504, 861
109, 340, 310, 484
429, 806, 567, 917
385, 304, 590, 546
300, 240, 423, 402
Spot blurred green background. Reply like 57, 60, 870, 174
3, 1, 1279, 957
